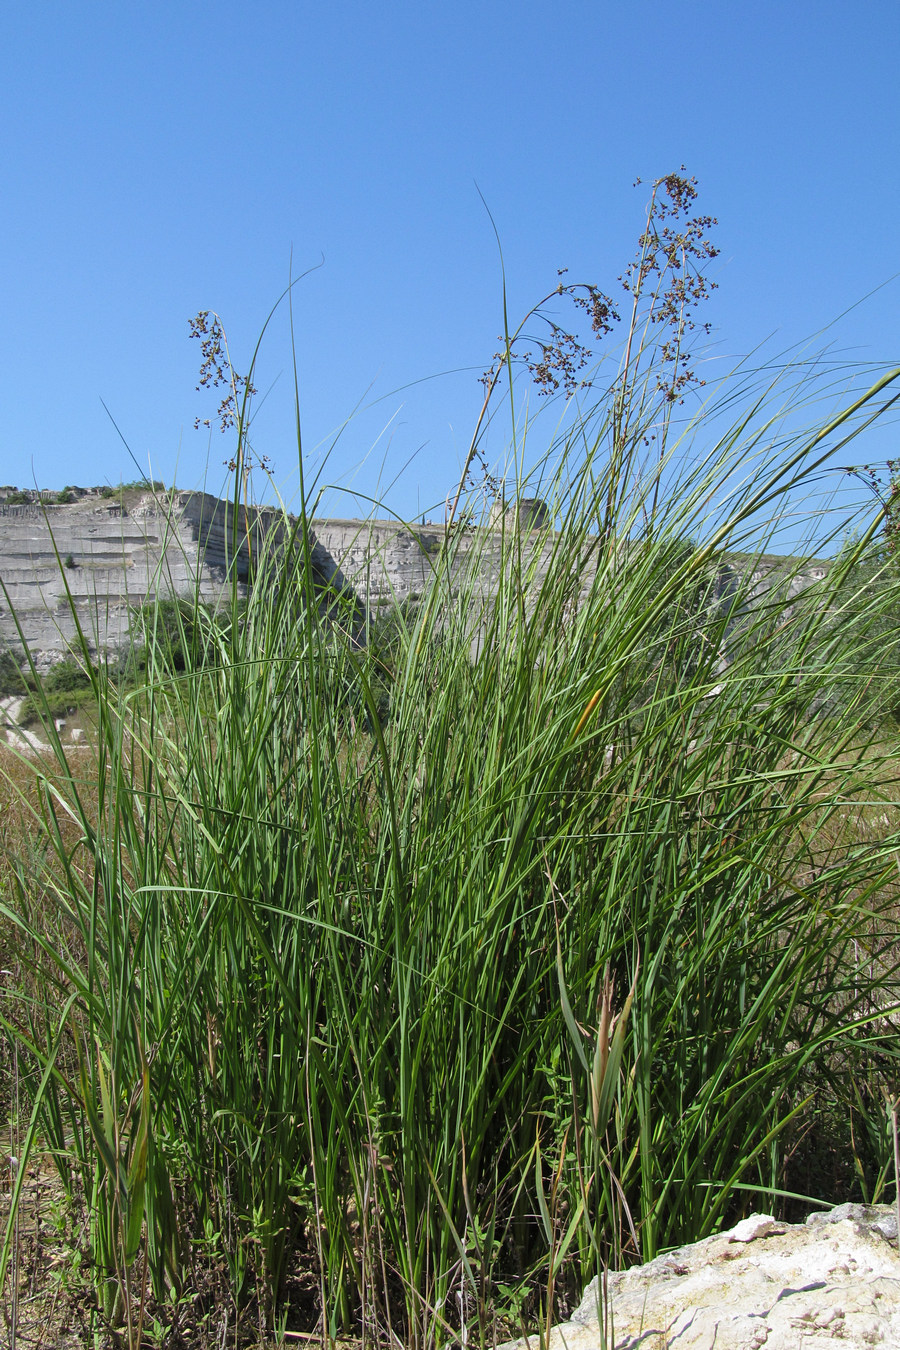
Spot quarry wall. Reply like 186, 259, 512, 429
0, 487, 829, 668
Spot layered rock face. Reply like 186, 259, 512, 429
0, 486, 831, 669
0, 488, 555, 666
0, 489, 269, 667
509, 1205, 900, 1350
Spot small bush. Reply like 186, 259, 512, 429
43, 657, 94, 694
122, 596, 230, 681
17, 657, 96, 724
0, 649, 25, 696
18, 687, 86, 724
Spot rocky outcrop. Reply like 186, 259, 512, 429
509, 1205, 900, 1350
0, 487, 559, 666
0, 488, 307, 667
0, 486, 833, 669
489, 497, 552, 530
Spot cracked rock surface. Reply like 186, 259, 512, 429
509, 1206, 900, 1349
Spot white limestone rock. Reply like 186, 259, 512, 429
510, 1205, 900, 1350
0, 487, 834, 666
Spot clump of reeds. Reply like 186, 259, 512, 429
3, 174, 900, 1348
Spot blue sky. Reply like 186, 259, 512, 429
2, 1, 897, 540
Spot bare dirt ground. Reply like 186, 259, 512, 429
0, 1139, 95, 1350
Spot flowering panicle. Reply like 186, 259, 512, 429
189, 310, 257, 433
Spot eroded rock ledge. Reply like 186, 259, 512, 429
509, 1205, 900, 1350
0, 485, 831, 669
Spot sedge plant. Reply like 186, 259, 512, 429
3, 174, 900, 1346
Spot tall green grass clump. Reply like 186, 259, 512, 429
3, 173, 900, 1346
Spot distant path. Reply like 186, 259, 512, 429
0, 693, 51, 753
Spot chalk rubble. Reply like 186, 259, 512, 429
509, 1204, 900, 1350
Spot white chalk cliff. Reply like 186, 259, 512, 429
0, 486, 830, 669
